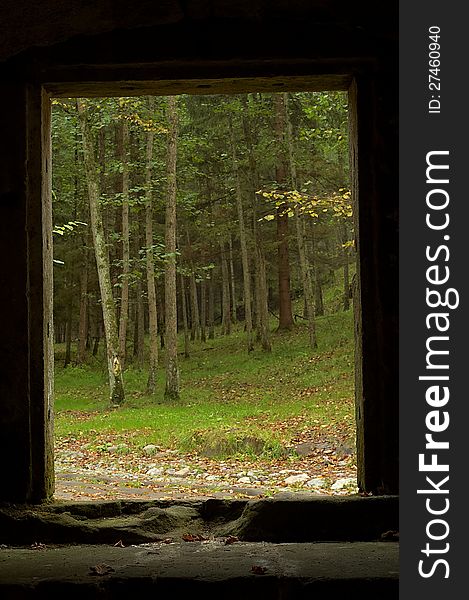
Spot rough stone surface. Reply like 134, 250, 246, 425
0, 541, 398, 598
0, 496, 398, 547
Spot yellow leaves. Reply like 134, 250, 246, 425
122, 112, 168, 133
256, 187, 353, 221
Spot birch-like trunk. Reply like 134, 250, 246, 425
164, 96, 180, 401
77, 100, 125, 405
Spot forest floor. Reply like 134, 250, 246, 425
53, 309, 357, 502
54, 420, 357, 501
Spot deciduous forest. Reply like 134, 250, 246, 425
52, 91, 357, 500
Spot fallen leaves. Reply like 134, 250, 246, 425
54, 418, 357, 502
182, 533, 208, 542
251, 565, 268, 575
224, 536, 239, 545
89, 563, 115, 576
30, 542, 47, 550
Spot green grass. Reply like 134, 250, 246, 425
54, 304, 355, 457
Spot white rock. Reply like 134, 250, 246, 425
146, 467, 164, 477
306, 478, 326, 488
174, 467, 191, 477
143, 444, 158, 455
284, 473, 310, 485
331, 477, 357, 490
205, 474, 219, 481
237, 476, 251, 484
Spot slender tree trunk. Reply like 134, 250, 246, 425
77, 236, 89, 364
135, 278, 145, 366
310, 227, 325, 317
64, 286, 73, 367
273, 94, 294, 330
185, 231, 200, 341
228, 233, 237, 323
145, 96, 159, 395
180, 274, 190, 357
229, 119, 253, 352
77, 100, 125, 405
189, 273, 200, 341
284, 93, 317, 348
340, 222, 351, 311
257, 247, 272, 351
164, 95, 180, 401
220, 241, 231, 335
118, 120, 130, 367
200, 278, 207, 343
208, 275, 215, 339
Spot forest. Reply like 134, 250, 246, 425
51, 91, 356, 500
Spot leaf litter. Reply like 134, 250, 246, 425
54, 415, 357, 501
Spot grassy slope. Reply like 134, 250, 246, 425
54, 299, 355, 458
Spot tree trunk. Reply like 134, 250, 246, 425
273, 94, 294, 330
180, 274, 190, 358
118, 120, 130, 367
145, 96, 159, 395
229, 119, 253, 352
135, 279, 145, 367
76, 240, 89, 364
77, 100, 125, 405
310, 227, 325, 317
64, 285, 73, 367
340, 222, 351, 311
228, 233, 237, 323
220, 241, 231, 335
164, 95, 180, 401
208, 275, 215, 339
200, 278, 207, 343
284, 93, 317, 348
257, 246, 271, 351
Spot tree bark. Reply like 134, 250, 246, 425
64, 282, 73, 367
164, 95, 180, 401
144, 96, 159, 395
273, 94, 294, 331
118, 120, 130, 367
180, 273, 190, 358
184, 231, 200, 342
76, 236, 89, 364
208, 275, 215, 339
228, 233, 237, 323
220, 241, 231, 335
340, 222, 351, 311
200, 278, 207, 343
77, 100, 125, 405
